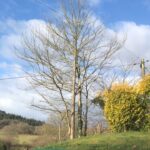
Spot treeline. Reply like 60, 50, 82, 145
0, 110, 43, 126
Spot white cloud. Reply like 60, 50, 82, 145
106, 21, 150, 83
1, 17, 150, 121
0, 19, 46, 61
114, 21, 150, 62
0, 62, 47, 121
0, 19, 48, 121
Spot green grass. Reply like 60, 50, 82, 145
35, 132, 150, 150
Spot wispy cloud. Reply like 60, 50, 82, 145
88, 0, 101, 7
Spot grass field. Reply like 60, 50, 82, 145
0, 132, 39, 145
0, 131, 59, 148
35, 132, 150, 150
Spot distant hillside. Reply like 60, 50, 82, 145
0, 110, 44, 126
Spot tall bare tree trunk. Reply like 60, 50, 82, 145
68, 125, 71, 137
78, 81, 83, 137
83, 83, 89, 136
77, 66, 83, 137
70, 49, 78, 139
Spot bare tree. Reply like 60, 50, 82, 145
48, 111, 68, 141
18, 0, 123, 139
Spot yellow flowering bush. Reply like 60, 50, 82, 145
136, 75, 150, 130
136, 75, 150, 95
103, 83, 148, 132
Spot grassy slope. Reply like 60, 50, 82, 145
35, 132, 150, 150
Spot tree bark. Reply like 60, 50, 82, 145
58, 123, 61, 142
78, 79, 83, 137
83, 85, 89, 136
70, 49, 78, 139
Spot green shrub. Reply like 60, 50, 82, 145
137, 75, 150, 131
103, 84, 148, 132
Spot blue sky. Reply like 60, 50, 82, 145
97, 0, 150, 25
0, 0, 150, 120
0, 0, 57, 20
0, 0, 150, 25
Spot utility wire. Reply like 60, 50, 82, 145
0, 59, 149, 81
112, 62, 140, 68
0, 75, 39, 81
0, 76, 30, 81
111, 60, 150, 69
123, 46, 141, 61
0, 63, 145, 81
34, 0, 63, 17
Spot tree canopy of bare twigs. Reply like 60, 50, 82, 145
18, 0, 123, 139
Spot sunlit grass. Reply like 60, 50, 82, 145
35, 132, 150, 150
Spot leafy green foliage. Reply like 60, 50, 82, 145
103, 84, 148, 132
92, 93, 105, 109
137, 75, 150, 130
137, 75, 150, 97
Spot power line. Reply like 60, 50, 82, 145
0, 59, 149, 81
109, 61, 141, 70
0, 75, 38, 81
123, 46, 141, 61
34, 0, 63, 17
112, 59, 150, 69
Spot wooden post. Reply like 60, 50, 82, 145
140, 59, 145, 78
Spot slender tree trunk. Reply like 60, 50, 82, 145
83, 101, 88, 136
78, 78, 83, 137
70, 73, 76, 139
83, 84, 89, 136
70, 49, 78, 139
58, 123, 61, 142
68, 125, 71, 137
65, 110, 71, 137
